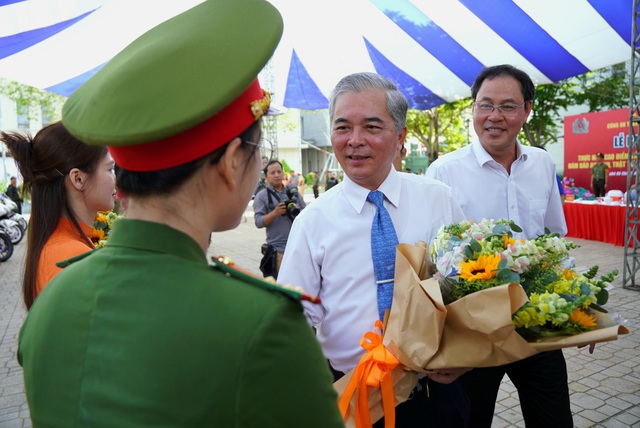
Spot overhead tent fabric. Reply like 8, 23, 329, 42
0, 0, 634, 110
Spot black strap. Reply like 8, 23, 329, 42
266, 187, 284, 210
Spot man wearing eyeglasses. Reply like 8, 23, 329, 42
426, 64, 570, 427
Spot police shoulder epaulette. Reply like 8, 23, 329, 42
210, 256, 321, 305
55, 249, 98, 268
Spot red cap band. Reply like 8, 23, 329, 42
109, 79, 265, 172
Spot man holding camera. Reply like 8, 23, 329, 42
254, 160, 306, 279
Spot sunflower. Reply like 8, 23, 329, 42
95, 213, 108, 224
91, 228, 105, 243
568, 308, 597, 328
460, 254, 502, 281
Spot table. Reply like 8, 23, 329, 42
563, 201, 627, 246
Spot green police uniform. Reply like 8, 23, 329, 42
591, 162, 609, 180
18, 0, 344, 425
18, 219, 343, 427
591, 160, 609, 197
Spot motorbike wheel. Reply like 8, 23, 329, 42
2, 222, 23, 245
0, 231, 13, 262
11, 215, 27, 232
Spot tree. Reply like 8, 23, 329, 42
520, 81, 578, 147
0, 78, 65, 122
407, 64, 630, 156
574, 62, 628, 112
406, 99, 472, 162
520, 62, 629, 148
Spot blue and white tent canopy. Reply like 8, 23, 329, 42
0, 0, 633, 110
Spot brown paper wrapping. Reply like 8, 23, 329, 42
384, 244, 539, 370
527, 311, 629, 352
382, 244, 446, 371
424, 281, 540, 369
335, 243, 629, 426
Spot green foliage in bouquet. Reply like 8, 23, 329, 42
430, 219, 618, 338
91, 211, 123, 248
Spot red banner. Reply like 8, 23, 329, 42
563, 108, 634, 193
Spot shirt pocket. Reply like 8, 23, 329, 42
528, 199, 548, 230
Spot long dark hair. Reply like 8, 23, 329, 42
1, 121, 107, 309
117, 121, 262, 196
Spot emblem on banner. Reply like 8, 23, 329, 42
572, 118, 589, 134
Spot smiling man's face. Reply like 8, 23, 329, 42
473, 75, 531, 158
330, 89, 405, 190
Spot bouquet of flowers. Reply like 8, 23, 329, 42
337, 220, 627, 427
91, 210, 123, 248
429, 218, 618, 340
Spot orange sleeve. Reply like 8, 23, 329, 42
35, 240, 94, 297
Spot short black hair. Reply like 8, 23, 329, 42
264, 159, 282, 174
471, 64, 535, 103
118, 121, 261, 196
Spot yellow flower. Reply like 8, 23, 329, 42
95, 213, 108, 224
460, 254, 501, 281
502, 234, 524, 248
569, 309, 597, 328
503, 234, 516, 248
91, 228, 105, 242
563, 268, 577, 280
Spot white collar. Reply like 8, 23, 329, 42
471, 139, 528, 167
342, 167, 401, 214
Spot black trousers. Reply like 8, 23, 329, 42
458, 350, 572, 428
593, 179, 606, 197
332, 365, 470, 428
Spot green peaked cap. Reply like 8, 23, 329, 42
62, 0, 283, 146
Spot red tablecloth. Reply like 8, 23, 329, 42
563, 202, 627, 246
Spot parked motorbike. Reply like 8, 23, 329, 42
0, 229, 13, 262
0, 203, 24, 245
0, 193, 28, 232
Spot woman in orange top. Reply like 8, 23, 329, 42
2, 121, 116, 309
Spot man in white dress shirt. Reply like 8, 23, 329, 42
279, 72, 470, 427
426, 64, 571, 428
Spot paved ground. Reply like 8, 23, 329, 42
1, 196, 638, 427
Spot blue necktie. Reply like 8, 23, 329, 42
368, 190, 399, 321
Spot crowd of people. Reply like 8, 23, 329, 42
6, 0, 605, 426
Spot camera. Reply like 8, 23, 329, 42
283, 186, 301, 219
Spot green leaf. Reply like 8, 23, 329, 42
559, 293, 578, 302
588, 303, 608, 314
583, 265, 599, 279
498, 272, 521, 284
465, 245, 474, 259
493, 224, 510, 235
595, 288, 609, 305
579, 283, 592, 297
509, 222, 523, 233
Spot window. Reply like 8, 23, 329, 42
41, 108, 55, 127
16, 103, 30, 130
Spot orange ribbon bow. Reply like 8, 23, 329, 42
338, 320, 401, 428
